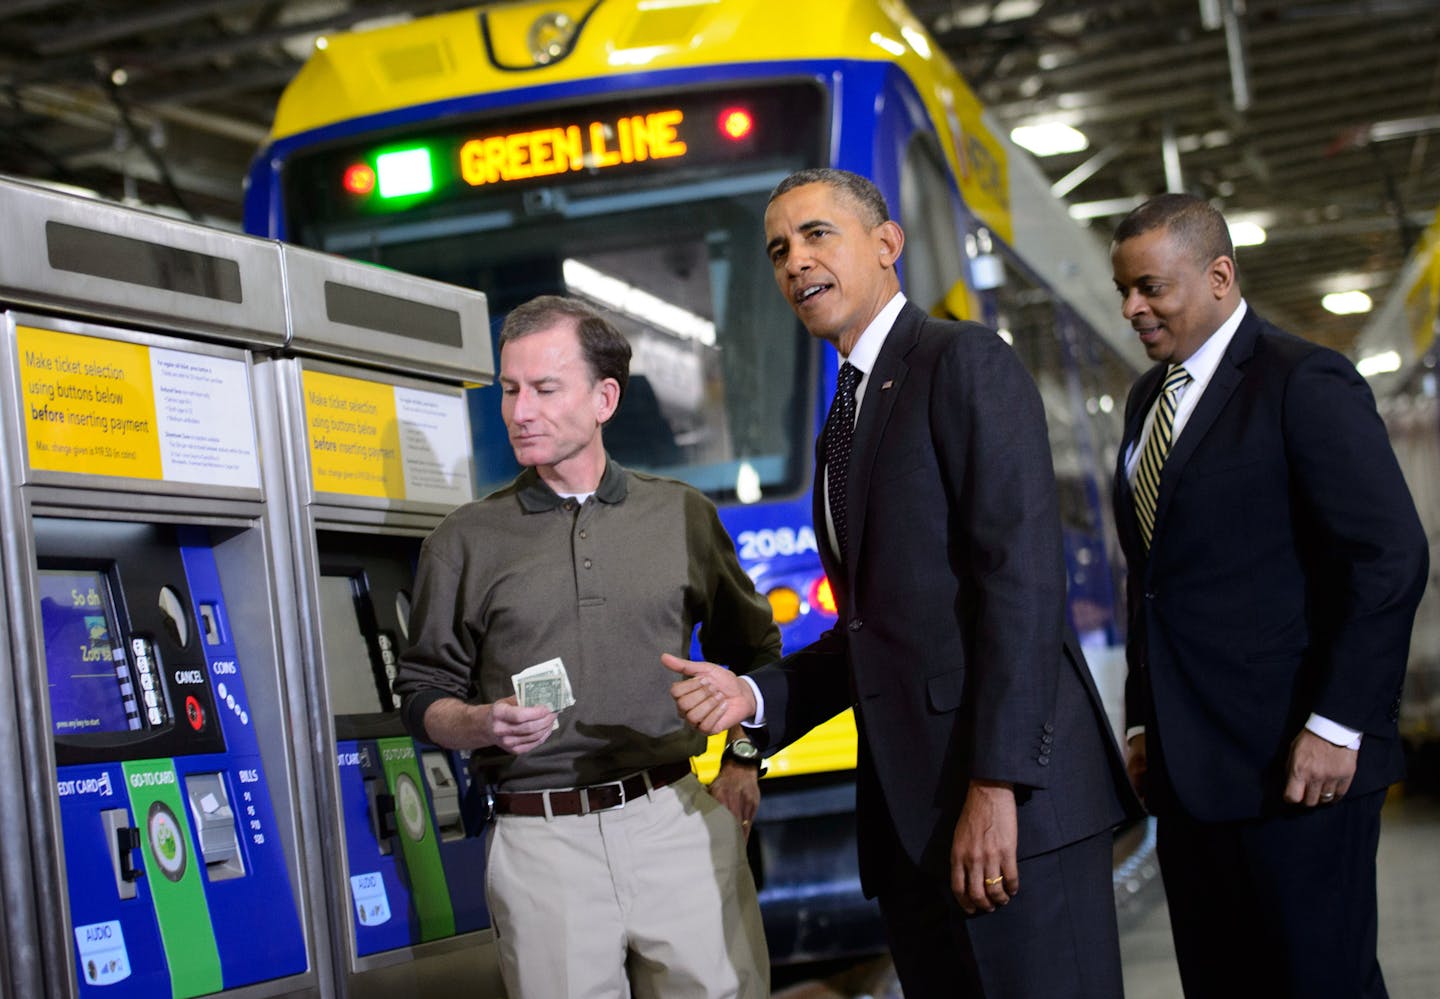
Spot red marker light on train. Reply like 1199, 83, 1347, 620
809, 576, 837, 616
342, 162, 376, 196
718, 107, 754, 141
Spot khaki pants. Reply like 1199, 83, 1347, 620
485, 774, 768, 999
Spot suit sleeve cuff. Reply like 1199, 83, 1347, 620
1305, 713, 1363, 750
739, 675, 766, 728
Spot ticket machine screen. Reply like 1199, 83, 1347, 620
40, 569, 161, 737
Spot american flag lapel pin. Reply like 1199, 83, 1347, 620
881, 379, 894, 390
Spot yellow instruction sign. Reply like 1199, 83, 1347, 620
304, 370, 404, 498
19, 326, 163, 478
303, 369, 473, 504
17, 325, 261, 486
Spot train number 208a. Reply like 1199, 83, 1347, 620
737, 527, 819, 560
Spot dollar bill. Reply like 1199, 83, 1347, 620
512, 657, 575, 713
515, 676, 567, 712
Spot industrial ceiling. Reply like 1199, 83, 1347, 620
2, 0, 1436, 355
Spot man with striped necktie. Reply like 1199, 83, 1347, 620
1111, 193, 1427, 999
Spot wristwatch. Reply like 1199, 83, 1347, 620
721, 738, 766, 774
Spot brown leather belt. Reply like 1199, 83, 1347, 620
492, 761, 692, 818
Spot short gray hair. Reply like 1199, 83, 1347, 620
769, 168, 890, 229
498, 295, 631, 406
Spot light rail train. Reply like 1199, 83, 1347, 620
244, 0, 1147, 970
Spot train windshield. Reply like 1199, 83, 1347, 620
282, 82, 826, 502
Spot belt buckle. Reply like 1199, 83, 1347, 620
580, 778, 626, 816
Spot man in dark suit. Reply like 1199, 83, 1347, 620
664, 168, 1136, 997
1110, 193, 1428, 998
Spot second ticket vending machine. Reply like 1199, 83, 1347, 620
253, 245, 503, 997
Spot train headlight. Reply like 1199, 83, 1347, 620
528, 12, 577, 66
766, 586, 801, 625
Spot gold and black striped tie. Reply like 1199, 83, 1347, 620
1134, 364, 1192, 550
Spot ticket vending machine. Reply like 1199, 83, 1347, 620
0, 179, 324, 997
250, 244, 503, 997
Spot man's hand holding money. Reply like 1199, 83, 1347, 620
481, 698, 556, 754
421, 697, 555, 754
478, 699, 555, 754
513, 658, 576, 729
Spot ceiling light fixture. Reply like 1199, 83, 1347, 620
1228, 220, 1266, 246
1356, 350, 1401, 377
1322, 290, 1373, 316
1010, 122, 1088, 157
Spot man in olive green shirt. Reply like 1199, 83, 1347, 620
394, 295, 778, 998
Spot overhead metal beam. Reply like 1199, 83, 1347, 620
15, 82, 269, 147
1050, 142, 1127, 199
0, 0, 73, 21
1221, 0, 1252, 112
129, 64, 299, 108
1067, 196, 1147, 220
1365, 114, 1440, 144
1162, 118, 1185, 192
30, 0, 272, 57
61, 145, 244, 205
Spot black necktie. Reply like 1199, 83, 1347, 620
823, 362, 862, 563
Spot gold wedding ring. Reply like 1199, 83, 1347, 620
984, 875, 1004, 887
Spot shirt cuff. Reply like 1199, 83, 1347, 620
1125, 725, 1145, 744
1305, 713, 1363, 750
738, 675, 765, 728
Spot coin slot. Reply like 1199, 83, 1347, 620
197, 602, 223, 646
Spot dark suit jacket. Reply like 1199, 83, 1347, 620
1114, 307, 1428, 822
750, 302, 1135, 897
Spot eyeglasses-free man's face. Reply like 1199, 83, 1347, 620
764, 182, 904, 356
1112, 225, 1236, 366
499, 322, 618, 488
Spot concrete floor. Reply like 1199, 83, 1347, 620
1120, 791, 1440, 999
775, 789, 1440, 998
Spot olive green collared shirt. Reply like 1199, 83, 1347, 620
394, 458, 781, 790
